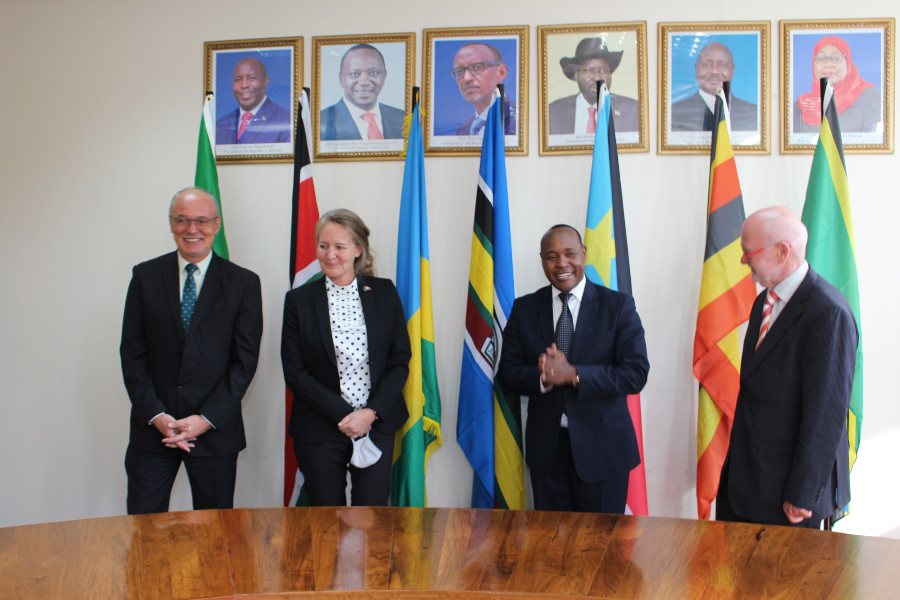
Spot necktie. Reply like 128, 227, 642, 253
470, 116, 486, 135
182, 263, 198, 336
554, 292, 574, 358
587, 107, 598, 134
237, 112, 253, 141
361, 112, 383, 139
755, 290, 779, 350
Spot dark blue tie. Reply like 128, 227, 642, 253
555, 292, 574, 358
182, 263, 198, 335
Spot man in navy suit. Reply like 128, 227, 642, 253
216, 57, 292, 144
717, 206, 858, 528
498, 225, 649, 513
120, 187, 263, 514
320, 44, 405, 140
448, 42, 516, 136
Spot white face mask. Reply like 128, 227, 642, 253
350, 434, 382, 468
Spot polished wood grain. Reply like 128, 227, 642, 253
1, 507, 898, 599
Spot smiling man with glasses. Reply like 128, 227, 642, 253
447, 42, 516, 136
120, 187, 263, 515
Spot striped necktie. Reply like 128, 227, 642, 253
755, 290, 779, 350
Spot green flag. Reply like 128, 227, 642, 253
195, 93, 229, 260
801, 81, 863, 469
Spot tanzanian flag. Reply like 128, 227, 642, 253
583, 82, 648, 515
801, 79, 863, 471
194, 93, 228, 259
393, 97, 443, 507
457, 90, 525, 509
693, 90, 756, 520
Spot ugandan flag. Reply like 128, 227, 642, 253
194, 92, 229, 259
457, 90, 524, 509
801, 79, 863, 471
284, 90, 320, 507
693, 90, 757, 520
393, 95, 443, 507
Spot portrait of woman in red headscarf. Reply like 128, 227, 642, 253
793, 35, 881, 133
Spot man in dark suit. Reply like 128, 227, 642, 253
498, 225, 649, 513
548, 37, 639, 134
448, 42, 516, 136
671, 41, 757, 132
320, 44, 405, 140
215, 57, 292, 144
717, 206, 858, 528
120, 187, 263, 515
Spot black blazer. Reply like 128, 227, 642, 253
120, 251, 263, 456
281, 275, 411, 445
498, 279, 649, 482
724, 267, 857, 524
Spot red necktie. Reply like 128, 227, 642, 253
237, 112, 253, 141
587, 107, 598, 134
756, 290, 779, 350
362, 112, 383, 140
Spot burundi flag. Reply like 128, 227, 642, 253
801, 79, 863, 471
693, 90, 757, 520
457, 89, 525, 509
584, 83, 648, 515
195, 93, 228, 259
393, 96, 443, 507
284, 89, 321, 507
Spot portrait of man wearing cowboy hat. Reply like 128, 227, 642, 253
548, 37, 639, 135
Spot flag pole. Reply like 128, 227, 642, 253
497, 83, 505, 130
818, 77, 828, 114
412, 86, 419, 111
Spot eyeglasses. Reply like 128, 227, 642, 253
449, 61, 500, 80
814, 53, 845, 66
741, 244, 772, 260
577, 66, 611, 78
344, 69, 382, 80
170, 217, 220, 231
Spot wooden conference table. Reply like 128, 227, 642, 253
1, 506, 899, 599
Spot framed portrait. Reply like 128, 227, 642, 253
204, 37, 302, 163
781, 18, 895, 154
659, 22, 770, 155
538, 22, 649, 155
312, 33, 415, 162
423, 26, 529, 156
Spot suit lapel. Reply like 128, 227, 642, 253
163, 252, 183, 335
571, 280, 597, 360
313, 278, 338, 368
186, 252, 222, 337
358, 276, 379, 354
538, 286, 554, 348
745, 269, 817, 369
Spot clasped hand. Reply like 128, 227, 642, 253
153, 414, 211, 452
338, 408, 377, 439
539, 343, 576, 389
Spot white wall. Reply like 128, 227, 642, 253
1, 0, 897, 537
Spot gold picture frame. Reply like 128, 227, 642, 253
538, 22, 649, 155
422, 26, 529, 156
780, 18, 894, 154
659, 22, 770, 155
312, 33, 415, 162
204, 36, 302, 164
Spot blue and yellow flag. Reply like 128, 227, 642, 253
693, 90, 756, 519
584, 83, 648, 515
457, 90, 524, 509
393, 98, 442, 507
802, 80, 863, 470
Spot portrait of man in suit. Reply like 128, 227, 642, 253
215, 57, 292, 145
120, 187, 263, 515
444, 42, 516, 137
498, 225, 649, 513
548, 37, 639, 135
320, 43, 405, 141
717, 207, 858, 529
671, 40, 758, 132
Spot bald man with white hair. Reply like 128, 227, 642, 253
717, 206, 858, 529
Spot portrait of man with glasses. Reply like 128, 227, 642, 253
320, 43, 406, 141
432, 38, 518, 138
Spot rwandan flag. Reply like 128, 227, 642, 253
583, 82, 648, 516
393, 96, 443, 507
194, 93, 228, 259
457, 89, 525, 509
693, 90, 756, 519
284, 90, 321, 507
802, 79, 863, 471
